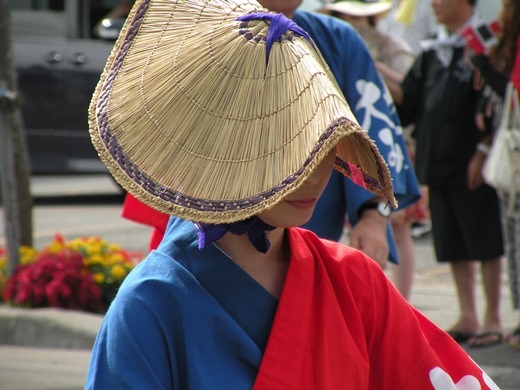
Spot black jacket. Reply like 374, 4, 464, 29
398, 47, 486, 187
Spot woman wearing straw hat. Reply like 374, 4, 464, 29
86, 0, 497, 388
120, 0, 423, 271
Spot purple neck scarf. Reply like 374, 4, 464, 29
196, 217, 276, 253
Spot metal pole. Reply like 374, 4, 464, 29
0, 0, 33, 275
0, 82, 21, 276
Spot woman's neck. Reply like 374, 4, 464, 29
215, 227, 290, 299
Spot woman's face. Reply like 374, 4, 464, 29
258, 147, 337, 228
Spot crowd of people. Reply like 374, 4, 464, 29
85, 0, 519, 387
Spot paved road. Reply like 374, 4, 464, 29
0, 345, 91, 390
1, 175, 519, 389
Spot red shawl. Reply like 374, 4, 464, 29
254, 228, 497, 389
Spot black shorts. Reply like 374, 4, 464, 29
429, 185, 504, 262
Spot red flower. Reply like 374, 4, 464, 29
4, 251, 104, 312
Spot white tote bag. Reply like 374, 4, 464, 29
483, 82, 520, 213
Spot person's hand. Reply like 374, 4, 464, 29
349, 211, 389, 269
475, 99, 494, 132
475, 112, 486, 131
467, 150, 486, 190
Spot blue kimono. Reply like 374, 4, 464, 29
86, 218, 276, 389
86, 218, 496, 389
294, 11, 421, 261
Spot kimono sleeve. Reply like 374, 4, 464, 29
86, 258, 180, 389
362, 259, 499, 389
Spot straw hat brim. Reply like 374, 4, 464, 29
320, 2, 393, 17
89, 0, 396, 224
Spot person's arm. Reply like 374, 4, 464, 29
381, 68, 405, 105
467, 134, 492, 190
395, 54, 425, 126
376, 40, 414, 105
471, 55, 509, 98
467, 56, 506, 190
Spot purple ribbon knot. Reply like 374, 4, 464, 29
236, 12, 312, 61
196, 216, 276, 253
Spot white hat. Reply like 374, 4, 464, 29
321, 0, 393, 18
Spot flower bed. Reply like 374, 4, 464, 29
0, 234, 143, 313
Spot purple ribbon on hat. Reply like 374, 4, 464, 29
196, 216, 276, 253
236, 12, 312, 61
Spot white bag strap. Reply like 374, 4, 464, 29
500, 82, 514, 130
510, 83, 520, 129
503, 83, 520, 215
502, 82, 520, 129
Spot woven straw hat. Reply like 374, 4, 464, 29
320, 0, 393, 17
89, 0, 396, 224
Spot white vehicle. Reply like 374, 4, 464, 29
11, 0, 122, 174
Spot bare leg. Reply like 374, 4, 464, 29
480, 257, 502, 332
391, 220, 416, 302
449, 261, 479, 334
466, 258, 503, 346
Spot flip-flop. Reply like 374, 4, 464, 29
446, 330, 474, 344
504, 327, 520, 350
467, 331, 503, 348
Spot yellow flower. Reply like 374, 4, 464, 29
19, 246, 38, 264
110, 264, 128, 280
46, 241, 64, 254
111, 253, 125, 263
93, 272, 106, 284
86, 254, 104, 266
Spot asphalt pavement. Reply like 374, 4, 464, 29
0, 175, 519, 389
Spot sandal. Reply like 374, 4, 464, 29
446, 329, 475, 344
504, 327, 520, 350
467, 331, 503, 348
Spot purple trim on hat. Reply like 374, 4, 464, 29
94, 1, 383, 214
236, 12, 312, 62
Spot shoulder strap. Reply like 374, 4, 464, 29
510, 83, 520, 128
510, 36, 520, 90
501, 83, 515, 129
